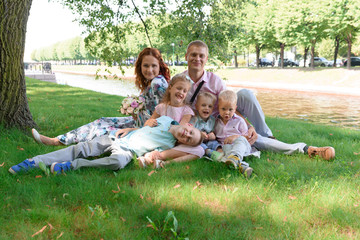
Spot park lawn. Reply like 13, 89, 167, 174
1, 78, 360, 239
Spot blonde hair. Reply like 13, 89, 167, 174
161, 73, 192, 104
186, 40, 209, 55
196, 92, 217, 105
218, 90, 237, 104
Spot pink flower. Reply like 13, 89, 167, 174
122, 103, 129, 109
127, 107, 134, 114
131, 101, 139, 109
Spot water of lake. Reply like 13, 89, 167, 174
55, 72, 360, 130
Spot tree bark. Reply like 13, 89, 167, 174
333, 36, 340, 67
234, 50, 238, 68
0, 0, 36, 129
255, 44, 260, 68
303, 46, 309, 68
310, 40, 316, 69
346, 33, 352, 69
280, 43, 285, 68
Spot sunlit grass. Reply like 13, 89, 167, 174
0, 78, 359, 239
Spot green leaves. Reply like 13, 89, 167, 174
146, 211, 189, 239
38, 162, 50, 176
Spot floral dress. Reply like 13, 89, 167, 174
56, 75, 168, 145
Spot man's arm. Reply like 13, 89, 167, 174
235, 110, 258, 145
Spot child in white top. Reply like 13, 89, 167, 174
214, 90, 254, 177
189, 92, 223, 161
145, 73, 194, 126
215, 90, 336, 178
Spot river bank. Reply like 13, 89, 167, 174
52, 65, 360, 97
44, 68, 360, 130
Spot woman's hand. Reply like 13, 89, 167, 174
144, 119, 158, 127
115, 128, 136, 138
247, 126, 258, 145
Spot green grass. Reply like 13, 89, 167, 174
1, 78, 360, 239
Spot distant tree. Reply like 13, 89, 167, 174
317, 39, 335, 60
207, 0, 248, 66
286, 0, 329, 69
273, 0, 298, 68
327, 1, 360, 69
240, 0, 277, 68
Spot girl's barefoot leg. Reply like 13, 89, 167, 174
32, 129, 63, 146
40, 135, 63, 146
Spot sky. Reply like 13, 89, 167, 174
24, 0, 84, 61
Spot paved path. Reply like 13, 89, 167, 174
25, 72, 56, 83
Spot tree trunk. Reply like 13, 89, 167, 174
346, 33, 352, 69
303, 46, 309, 68
333, 36, 340, 67
310, 41, 316, 69
255, 44, 260, 68
280, 43, 285, 68
0, 0, 36, 129
234, 50, 238, 68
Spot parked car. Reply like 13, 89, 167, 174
278, 58, 299, 67
174, 60, 187, 66
259, 58, 273, 67
343, 57, 360, 67
309, 57, 331, 67
327, 59, 344, 67
249, 58, 272, 67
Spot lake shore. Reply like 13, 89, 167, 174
52, 65, 360, 97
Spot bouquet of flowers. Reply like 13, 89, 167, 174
119, 95, 145, 116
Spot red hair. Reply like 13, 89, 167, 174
134, 48, 170, 92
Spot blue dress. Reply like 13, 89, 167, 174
56, 75, 168, 145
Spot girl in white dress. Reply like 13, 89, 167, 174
32, 48, 170, 146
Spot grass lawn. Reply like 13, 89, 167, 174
1, 78, 360, 239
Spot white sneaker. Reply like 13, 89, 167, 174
32, 129, 43, 144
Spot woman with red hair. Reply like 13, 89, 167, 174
32, 48, 170, 146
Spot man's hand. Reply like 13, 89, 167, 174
144, 119, 158, 127
247, 126, 258, 145
224, 135, 240, 144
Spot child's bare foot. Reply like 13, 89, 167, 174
32, 129, 63, 146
